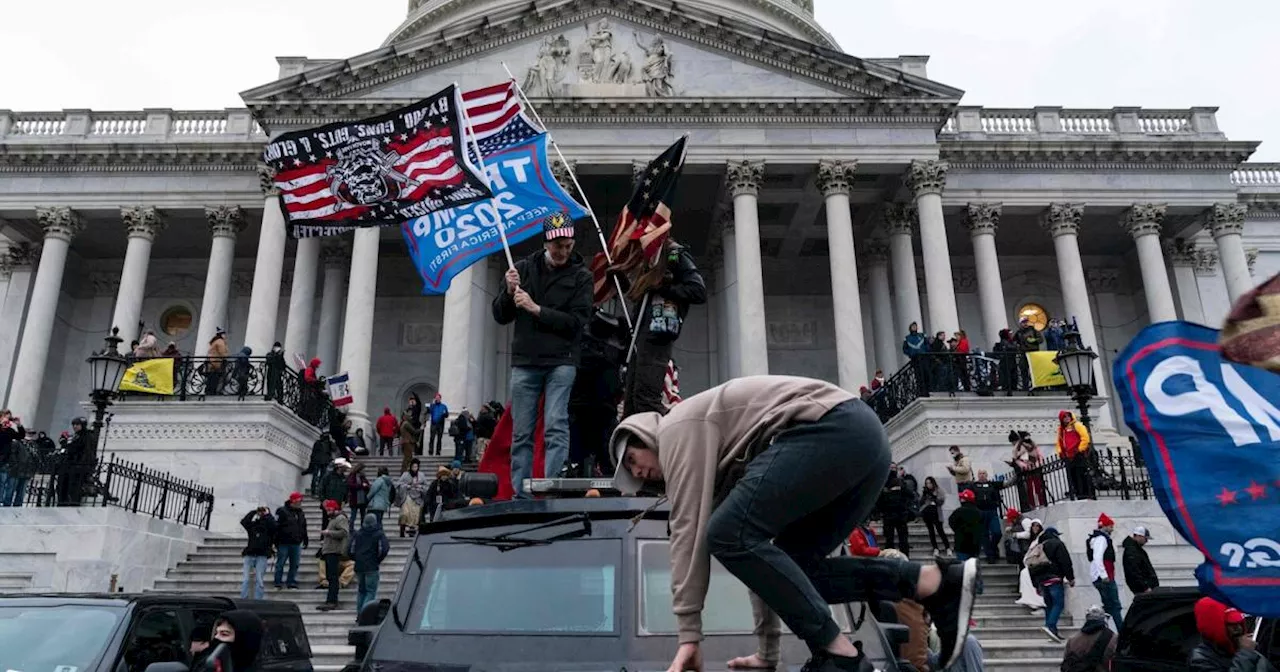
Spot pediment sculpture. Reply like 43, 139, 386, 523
523, 20, 676, 98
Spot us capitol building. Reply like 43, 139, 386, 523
1, 0, 1276, 470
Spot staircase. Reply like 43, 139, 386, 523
147, 452, 454, 671
897, 520, 1072, 671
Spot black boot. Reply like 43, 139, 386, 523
920, 558, 979, 670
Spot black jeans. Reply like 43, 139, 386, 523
429, 422, 445, 456
323, 553, 341, 605
706, 399, 920, 653
921, 506, 949, 551
882, 518, 910, 557
623, 336, 672, 417
1067, 455, 1094, 500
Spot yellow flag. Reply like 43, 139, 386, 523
1027, 351, 1067, 388
119, 358, 175, 395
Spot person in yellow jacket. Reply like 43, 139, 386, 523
1055, 410, 1093, 500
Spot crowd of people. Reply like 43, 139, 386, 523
0, 410, 96, 507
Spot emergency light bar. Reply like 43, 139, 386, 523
523, 478, 621, 496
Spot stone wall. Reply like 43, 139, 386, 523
0, 507, 206, 593
100, 400, 320, 534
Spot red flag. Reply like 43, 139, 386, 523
477, 398, 547, 501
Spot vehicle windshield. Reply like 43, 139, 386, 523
413, 539, 620, 634
638, 540, 850, 635
0, 604, 123, 671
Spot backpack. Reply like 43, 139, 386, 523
447, 418, 460, 437
1024, 540, 1051, 569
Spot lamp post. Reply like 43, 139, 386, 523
87, 327, 129, 461
1053, 327, 1099, 430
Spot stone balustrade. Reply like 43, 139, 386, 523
1232, 163, 1280, 187
0, 109, 265, 142
941, 105, 1222, 139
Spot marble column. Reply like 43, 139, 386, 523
817, 159, 867, 390
314, 240, 349, 375
481, 259, 501, 403
885, 203, 923, 351
907, 160, 959, 335
338, 227, 380, 428
719, 211, 741, 380
963, 203, 1008, 345
194, 207, 245, 358
0, 244, 39, 405
1041, 203, 1104, 380
112, 206, 165, 344
1164, 239, 1206, 325
1207, 203, 1253, 302
8, 207, 83, 420
282, 236, 320, 360
727, 160, 768, 377
438, 264, 484, 415
244, 165, 289, 353
1122, 204, 1177, 323
863, 236, 898, 376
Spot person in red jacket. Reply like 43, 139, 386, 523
374, 407, 398, 457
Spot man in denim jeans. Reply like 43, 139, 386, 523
493, 215, 592, 498
611, 375, 979, 672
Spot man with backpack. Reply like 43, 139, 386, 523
1025, 525, 1074, 643
1060, 605, 1116, 671
1087, 513, 1124, 630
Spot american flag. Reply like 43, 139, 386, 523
265, 84, 491, 235
462, 81, 543, 157
591, 137, 687, 305
662, 360, 682, 410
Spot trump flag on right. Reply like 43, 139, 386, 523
1113, 321, 1280, 616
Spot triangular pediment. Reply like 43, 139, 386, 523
242, 0, 963, 116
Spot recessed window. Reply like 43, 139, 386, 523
160, 306, 193, 339
1017, 303, 1049, 331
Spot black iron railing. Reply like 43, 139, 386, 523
11, 453, 215, 529
994, 445, 1152, 511
867, 352, 1074, 423
117, 355, 330, 429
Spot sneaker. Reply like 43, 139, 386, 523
316, 603, 338, 612
798, 652, 875, 672
272, 584, 284, 590
920, 557, 979, 670
1041, 626, 1065, 643
286, 585, 300, 590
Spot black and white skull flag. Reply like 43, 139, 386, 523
262, 84, 493, 238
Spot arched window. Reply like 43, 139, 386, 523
1017, 303, 1050, 331
159, 306, 193, 339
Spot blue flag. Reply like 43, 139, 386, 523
400, 133, 588, 294
1113, 321, 1280, 616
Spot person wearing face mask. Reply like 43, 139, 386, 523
205, 610, 265, 672
1188, 596, 1277, 671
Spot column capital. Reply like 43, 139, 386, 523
205, 206, 247, 239
905, 160, 949, 197
883, 203, 917, 236
552, 159, 577, 188
120, 205, 166, 241
1163, 238, 1200, 267
1246, 248, 1259, 275
320, 239, 352, 268
962, 202, 1002, 236
863, 236, 890, 263
4, 242, 41, 272
726, 159, 765, 197
1040, 203, 1085, 238
816, 159, 857, 197
257, 163, 280, 197
1122, 203, 1167, 238
1193, 248, 1219, 276
1086, 267, 1120, 293
1206, 203, 1247, 238
34, 206, 84, 242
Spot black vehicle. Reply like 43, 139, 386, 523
344, 492, 914, 672
0, 593, 312, 672
1111, 587, 1279, 672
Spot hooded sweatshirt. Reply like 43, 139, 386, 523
1188, 597, 1277, 671
1056, 411, 1091, 459
610, 375, 853, 654
304, 358, 322, 385
1121, 535, 1159, 593
375, 408, 398, 439
215, 609, 265, 672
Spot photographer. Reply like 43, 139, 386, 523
239, 505, 276, 600
0, 411, 26, 506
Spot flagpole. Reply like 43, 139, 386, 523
456, 82, 516, 271
501, 63, 633, 328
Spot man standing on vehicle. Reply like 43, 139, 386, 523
1121, 526, 1159, 596
428, 393, 449, 457
494, 216, 593, 496
1088, 514, 1123, 630
622, 238, 706, 416
610, 375, 979, 672
273, 492, 308, 590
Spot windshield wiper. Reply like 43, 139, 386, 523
451, 513, 592, 552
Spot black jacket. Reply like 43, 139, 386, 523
240, 511, 276, 557
1188, 643, 1278, 672
1029, 529, 1075, 585
493, 249, 593, 367
0, 423, 24, 463
948, 503, 984, 556
1016, 324, 1043, 351
1121, 536, 1160, 593
876, 474, 913, 524
969, 481, 1001, 512
474, 409, 497, 439
351, 523, 391, 573
274, 504, 309, 547
319, 470, 348, 503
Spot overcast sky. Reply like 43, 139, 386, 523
2, 0, 1275, 159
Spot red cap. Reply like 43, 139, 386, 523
323, 499, 341, 511
1195, 596, 1246, 652
958, 489, 976, 502
1005, 507, 1020, 522
1098, 513, 1115, 527
288, 492, 304, 503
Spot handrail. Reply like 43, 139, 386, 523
867, 351, 1070, 423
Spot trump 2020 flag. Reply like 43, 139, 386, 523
263, 84, 492, 238
401, 133, 588, 294
327, 372, 353, 407
119, 358, 175, 396
1113, 321, 1280, 616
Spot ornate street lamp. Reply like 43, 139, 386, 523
87, 327, 129, 460
1053, 327, 1099, 429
